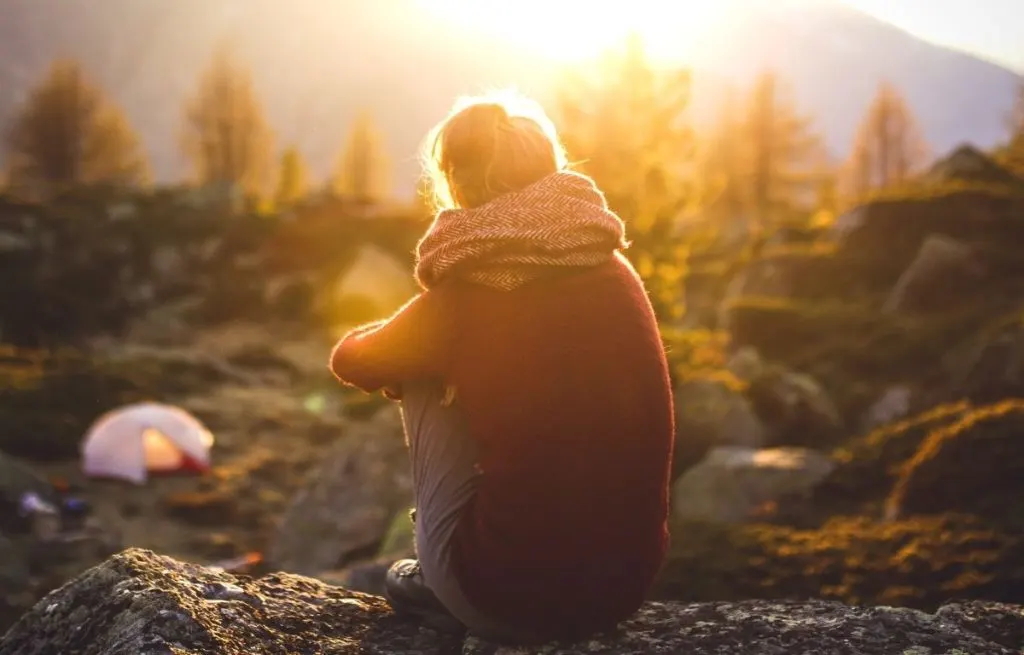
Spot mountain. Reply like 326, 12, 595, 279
0, 0, 1019, 197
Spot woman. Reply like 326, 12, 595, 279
330, 92, 675, 643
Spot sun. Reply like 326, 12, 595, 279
418, 0, 737, 62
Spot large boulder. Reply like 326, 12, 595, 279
1, 548, 1021, 654
671, 446, 834, 523
672, 375, 765, 476
745, 365, 842, 448
267, 405, 413, 575
882, 234, 985, 314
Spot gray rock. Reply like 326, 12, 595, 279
672, 446, 835, 523
883, 235, 985, 314
1, 548, 1020, 654
268, 406, 413, 574
675, 378, 766, 451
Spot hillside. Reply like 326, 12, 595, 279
0, 0, 1020, 194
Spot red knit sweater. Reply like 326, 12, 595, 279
330, 253, 674, 638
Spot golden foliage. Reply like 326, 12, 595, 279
5, 59, 149, 198
181, 44, 275, 199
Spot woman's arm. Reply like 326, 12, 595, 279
329, 287, 454, 394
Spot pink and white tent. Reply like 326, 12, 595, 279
80, 402, 214, 484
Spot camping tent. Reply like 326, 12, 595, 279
80, 402, 214, 484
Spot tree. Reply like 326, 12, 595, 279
332, 111, 391, 202
182, 45, 274, 199
742, 71, 822, 234
700, 85, 748, 242
846, 81, 929, 197
274, 146, 309, 207
554, 34, 695, 320
5, 59, 149, 198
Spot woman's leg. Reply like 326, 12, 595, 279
387, 380, 521, 640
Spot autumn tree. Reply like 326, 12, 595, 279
846, 81, 929, 197
554, 34, 695, 320
332, 111, 391, 202
742, 71, 822, 235
182, 46, 274, 199
274, 146, 309, 207
5, 59, 149, 198
700, 85, 748, 242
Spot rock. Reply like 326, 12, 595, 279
886, 399, 1024, 527
947, 319, 1024, 404
268, 405, 413, 574
862, 385, 913, 431
1, 548, 1021, 654
671, 446, 835, 523
834, 188, 1024, 295
725, 346, 764, 382
926, 144, 1024, 188
882, 235, 985, 314
653, 514, 1024, 611
807, 401, 973, 521
672, 376, 766, 476
746, 365, 842, 448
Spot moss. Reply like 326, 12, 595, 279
804, 401, 974, 520
887, 400, 1024, 528
653, 514, 1024, 611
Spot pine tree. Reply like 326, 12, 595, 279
554, 34, 695, 320
5, 59, 149, 198
332, 111, 391, 203
742, 71, 822, 234
846, 81, 929, 197
181, 45, 274, 199
274, 146, 309, 207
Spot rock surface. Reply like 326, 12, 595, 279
1, 549, 1022, 655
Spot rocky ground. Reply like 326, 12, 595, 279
2, 548, 1022, 654
1, 147, 1023, 647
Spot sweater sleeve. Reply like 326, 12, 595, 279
329, 287, 453, 393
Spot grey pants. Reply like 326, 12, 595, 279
400, 381, 522, 641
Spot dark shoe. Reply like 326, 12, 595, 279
384, 559, 465, 634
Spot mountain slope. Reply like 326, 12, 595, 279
0, 0, 1018, 195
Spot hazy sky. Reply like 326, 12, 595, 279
844, 0, 1024, 71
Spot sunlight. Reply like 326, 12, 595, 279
418, 0, 738, 62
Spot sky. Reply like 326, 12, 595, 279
843, 0, 1024, 71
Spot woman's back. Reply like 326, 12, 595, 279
446, 253, 675, 637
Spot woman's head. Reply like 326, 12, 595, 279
422, 90, 568, 211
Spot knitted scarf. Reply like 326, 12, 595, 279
415, 170, 628, 291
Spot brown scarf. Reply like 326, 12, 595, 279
415, 170, 628, 291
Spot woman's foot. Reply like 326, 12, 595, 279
384, 559, 465, 634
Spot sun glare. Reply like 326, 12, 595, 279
419, 0, 736, 62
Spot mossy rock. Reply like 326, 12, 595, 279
887, 399, 1024, 529
724, 297, 999, 420
653, 514, 1023, 611
837, 187, 1024, 284
808, 401, 975, 520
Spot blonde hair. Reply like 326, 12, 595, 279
421, 90, 568, 211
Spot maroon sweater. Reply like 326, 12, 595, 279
330, 253, 674, 637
